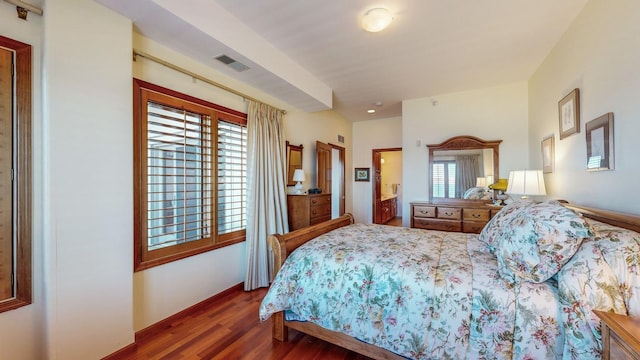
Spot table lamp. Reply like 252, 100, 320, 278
292, 169, 305, 194
506, 170, 546, 199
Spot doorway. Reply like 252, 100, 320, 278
372, 148, 402, 224
316, 141, 345, 218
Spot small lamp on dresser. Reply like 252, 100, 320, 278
292, 169, 306, 194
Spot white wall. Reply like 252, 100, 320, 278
283, 110, 352, 199
0, 3, 44, 360
528, 0, 640, 214
42, 0, 134, 358
402, 82, 529, 226
352, 117, 403, 223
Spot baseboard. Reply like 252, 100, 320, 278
102, 282, 244, 359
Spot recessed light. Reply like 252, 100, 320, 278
367, 109, 376, 113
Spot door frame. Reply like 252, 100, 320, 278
329, 143, 346, 216
372, 147, 402, 224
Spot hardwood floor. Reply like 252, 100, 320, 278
129, 286, 375, 359
384, 216, 403, 227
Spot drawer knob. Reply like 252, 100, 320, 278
311, 210, 317, 215
444, 212, 452, 216
472, 214, 480, 218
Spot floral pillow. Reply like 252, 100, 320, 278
463, 187, 492, 200
478, 199, 539, 254
495, 201, 594, 283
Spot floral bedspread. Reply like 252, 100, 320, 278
259, 224, 566, 359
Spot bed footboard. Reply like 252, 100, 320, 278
267, 214, 354, 341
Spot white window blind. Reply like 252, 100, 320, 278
432, 161, 456, 198
217, 120, 247, 235
146, 102, 212, 250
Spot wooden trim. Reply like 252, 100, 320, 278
372, 148, 402, 224
565, 204, 640, 232
135, 283, 244, 342
133, 78, 247, 120
103, 283, 244, 359
132, 79, 246, 271
100, 343, 137, 360
0, 35, 32, 313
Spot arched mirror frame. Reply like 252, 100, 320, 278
427, 135, 502, 204
286, 141, 303, 186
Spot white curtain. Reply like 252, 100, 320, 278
455, 155, 480, 198
244, 100, 289, 291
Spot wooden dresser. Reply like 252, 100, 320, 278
595, 311, 640, 360
410, 201, 502, 233
287, 194, 332, 231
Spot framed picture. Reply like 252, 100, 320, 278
354, 167, 370, 182
586, 112, 614, 171
541, 135, 554, 173
558, 88, 580, 140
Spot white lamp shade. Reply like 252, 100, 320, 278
506, 170, 547, 197
292, 169, 305, 182
475, 177, 487, 188
485, 175, 494, 186
361, 8, 393, 32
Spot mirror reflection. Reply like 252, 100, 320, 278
432, 149, 494, 200
286, 142, 303, 186
428, 136, 501, 202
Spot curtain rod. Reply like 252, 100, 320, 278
132, 49, 286, 114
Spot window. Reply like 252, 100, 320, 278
0, 36, 32, 313
134, 79, 247, 270
432, 161, 456, 198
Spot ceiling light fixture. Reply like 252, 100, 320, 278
361, 8, 393, 33
367, 109, 376, 113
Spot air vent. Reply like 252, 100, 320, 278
214, 54, 250, 72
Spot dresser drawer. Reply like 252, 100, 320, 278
463, 208, 490, 222
413, 205, 436, 218
414, 218, 462, 232
437, 207, 461, 220
463, 221, 488, 234
310, 203, 331, 219
309, 194, 331, 221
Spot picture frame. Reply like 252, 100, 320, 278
558, 88, 580, 140
354, 167, 370, 182
586, 112, 614, 171
541, 135, 554, 173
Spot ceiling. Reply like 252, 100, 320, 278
96, 0, 588, 121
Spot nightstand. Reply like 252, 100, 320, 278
594, 310, 640, 359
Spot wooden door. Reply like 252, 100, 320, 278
0, 48, 12, 299
316, 141, 332, 194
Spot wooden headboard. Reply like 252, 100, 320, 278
565, 203, 640, 233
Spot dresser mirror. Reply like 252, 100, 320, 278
427, 136, 502, 203
286, 141, 303, 186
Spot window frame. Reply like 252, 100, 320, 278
133, 79, 247, 271
0, 36, 32, 313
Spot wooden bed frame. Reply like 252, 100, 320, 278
266, 204, 640, 360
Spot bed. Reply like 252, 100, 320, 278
259, 201, 640, 359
